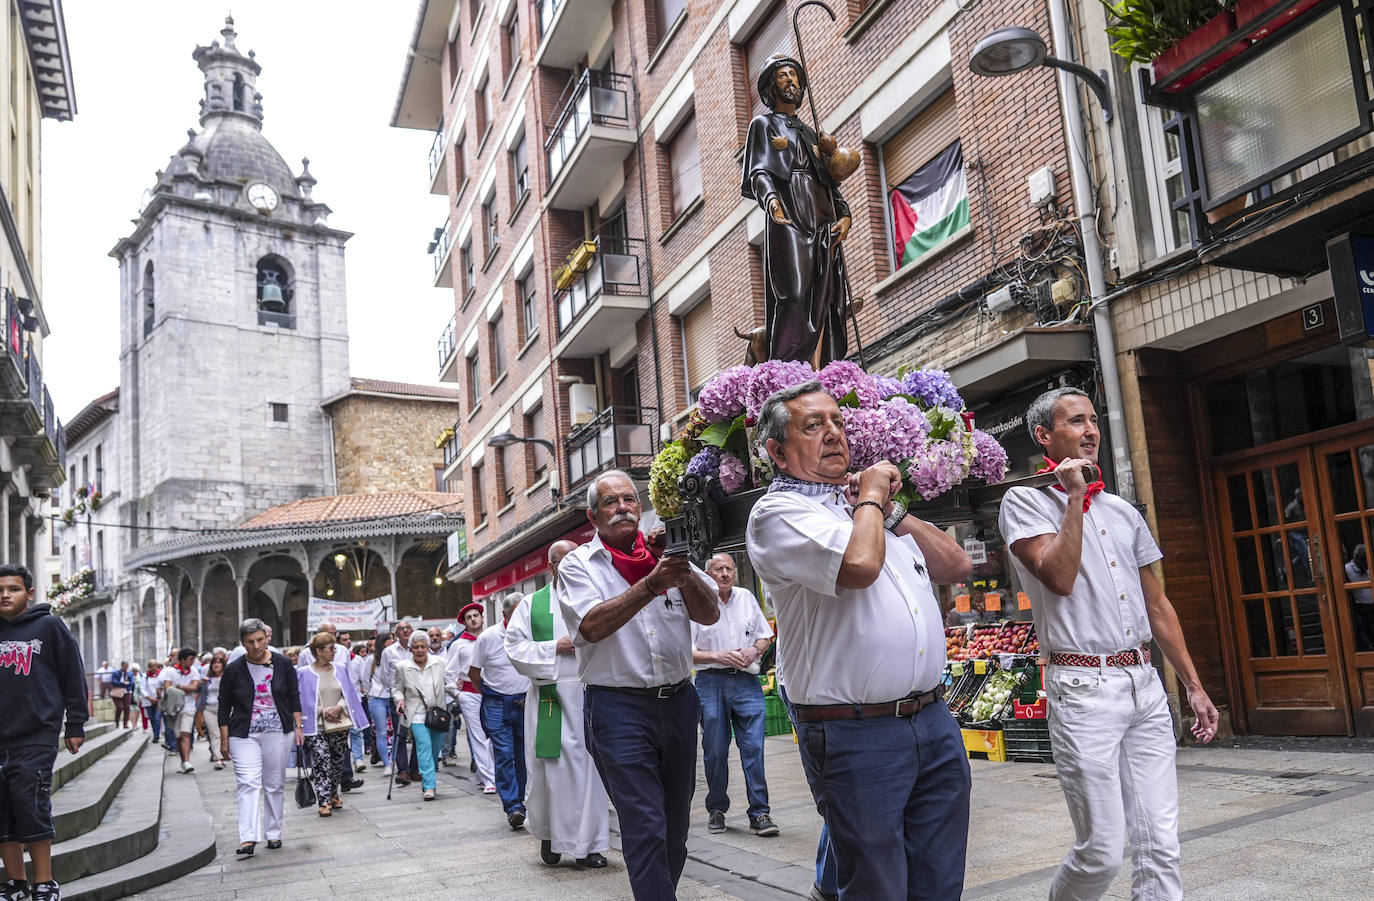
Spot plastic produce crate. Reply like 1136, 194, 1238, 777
1003, 717, 1054, 763
961, 727, 1006, 762
764, 692, 793, 737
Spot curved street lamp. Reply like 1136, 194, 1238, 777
969, 26, 1113, 122
487, 432, 562, 505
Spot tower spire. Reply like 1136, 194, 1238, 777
192, 15, 264, 127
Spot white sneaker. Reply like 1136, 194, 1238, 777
383, 765, 393, 776
482, 785, 497, 794
179, 762, 195, 774
354, 761, 367, 773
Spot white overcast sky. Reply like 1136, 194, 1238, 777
40, 1, 450, 422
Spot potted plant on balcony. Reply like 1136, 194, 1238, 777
1101, 0, 1326, 93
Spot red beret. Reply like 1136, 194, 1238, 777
459, 602, 484, 620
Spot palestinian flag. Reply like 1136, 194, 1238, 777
889, 140, 969, 267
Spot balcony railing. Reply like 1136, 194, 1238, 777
555, 235, 645, 336
437, 314, 457, 372
565, 405, 658, 491
428, 125, 446, 184
545, 70, 631, 185
430, 219, 453, 279
441, 421, 463, 468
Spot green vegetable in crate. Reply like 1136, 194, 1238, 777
966, 669, 1024, 723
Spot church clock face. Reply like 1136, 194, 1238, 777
246, 182, 279, 211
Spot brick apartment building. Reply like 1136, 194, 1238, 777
393, 0, 1096, 613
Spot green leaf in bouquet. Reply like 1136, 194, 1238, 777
836, 389, 860, 408
925, 407, 960, 441
698, 421, 733, 448
896, 361, 913, 378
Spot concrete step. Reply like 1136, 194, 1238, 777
52, 732, 148, 842
83, 721, 113, 741
62, 756, 217, 901
42, 740, 165, 885
51, 727, 131, 792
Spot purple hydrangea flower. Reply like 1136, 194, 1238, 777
696, 365, 752, 422
969, 428, 1009, 484
872, 373, 906, 399
686, 446, 725, 499
718, 452, 747, 494
902, 368, 964, 410
880, 396, 930, 463
841, 407, 888, 470
907, 438, 968, 500
746, 360, 815, 420
818, 360, 881, 408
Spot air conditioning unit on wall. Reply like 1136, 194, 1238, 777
569, 383, 597, 425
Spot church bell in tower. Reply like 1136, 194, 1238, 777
258, 271, 287, 312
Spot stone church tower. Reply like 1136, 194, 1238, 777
109, 17, 351, 548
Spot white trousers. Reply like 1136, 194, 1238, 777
1046, 661, 1182, 901
229, 731, 292, 843
458, 691, 495, 786
201, 708, 223, 762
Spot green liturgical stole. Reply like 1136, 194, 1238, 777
529, 585, 562, 759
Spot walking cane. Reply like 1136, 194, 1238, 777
386, 717, 400, 800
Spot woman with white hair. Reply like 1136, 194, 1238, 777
391, 630, 456, 801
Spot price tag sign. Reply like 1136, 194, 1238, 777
955, 594, 971, 613
984, 592, 1002, 611
964, 538, 987, 565
1017, 591, 1031, 611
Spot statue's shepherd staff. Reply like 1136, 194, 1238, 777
790, 0, 866, 368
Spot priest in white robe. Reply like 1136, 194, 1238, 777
505, 539, 610, 868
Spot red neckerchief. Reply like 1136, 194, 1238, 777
605, 531, 659, 587
458, 631, 477, 641
175, 663, 192, 675
1038, 456, 1105, 512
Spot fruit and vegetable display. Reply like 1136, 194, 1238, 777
945, 621, 1039, 660
964, 668, 1025, 724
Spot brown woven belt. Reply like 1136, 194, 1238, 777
792, 685, 945, 723
1049, 647, 1151, 668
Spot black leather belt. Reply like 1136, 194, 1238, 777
697, 668, 752, 675
590, 679, 692, 700
792, 685, 945, 723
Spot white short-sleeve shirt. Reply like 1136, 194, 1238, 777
692, 586, 774, 675
746, 486, 945, 706
998, 486, 1162, 655
558, 530, 717, 688
468, 623, 532, 696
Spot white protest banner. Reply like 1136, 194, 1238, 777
306, 596, 389, 632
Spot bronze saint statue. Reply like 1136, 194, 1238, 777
740, 54, 858, 367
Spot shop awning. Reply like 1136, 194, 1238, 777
948, 326, 1095, 406
470, 521, 596, 599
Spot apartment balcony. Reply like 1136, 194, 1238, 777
534, 0, 616, 69
545, 70, 635, 212
3, 352, 63, 491
553, 236, 649, 359
439, 421, 463, 480
565, 405, 658, 494
437, 314, 459, 383
429, 219, 454, 288
428, 125, 448, 195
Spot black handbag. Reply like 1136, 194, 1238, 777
424, 704, 451, 732
294, 744, 316, 809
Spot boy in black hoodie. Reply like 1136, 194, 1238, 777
0, 564, 88, 901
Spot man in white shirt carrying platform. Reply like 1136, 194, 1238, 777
998, 386, 1218, 901
505, 539, 610, 869
693, 552, 778, 838
468, 593, 533, 829
746, 381, 973, 901
558, 469, 720, 901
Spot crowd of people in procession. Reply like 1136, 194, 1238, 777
0, 383, 1221, 901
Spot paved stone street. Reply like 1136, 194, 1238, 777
127, 732, 1374, 900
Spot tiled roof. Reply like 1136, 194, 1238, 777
342, 378, 462, 400
66, 388, 120, 446
238, 491, 463, 529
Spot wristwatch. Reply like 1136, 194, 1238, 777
883, 501, 907, 531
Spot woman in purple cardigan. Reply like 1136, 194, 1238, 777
297, 632, 369, 817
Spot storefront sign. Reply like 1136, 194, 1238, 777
963, 538, 987, 565
307, 596, 388, 632
1325, 232, 1374, 343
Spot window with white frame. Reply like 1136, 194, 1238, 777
1136, 93, 1190, 257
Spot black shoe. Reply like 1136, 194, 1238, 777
370, 750, 382, 765
29, 883, 58, 901
1, 879, 30, 901
707, 811, 725, 833
808, 885, 838, 901
340, 778, 363, 792
266, 840, 282, 850
235, 843, 256, 858
577, 852, 608, 868
750, 814, 779, 836
540, 840, 561, 866
470, 759, 477, 773
508, 808, 526, 829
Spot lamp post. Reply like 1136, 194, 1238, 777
487, 432, 562, 506
968, 13, 1134, 501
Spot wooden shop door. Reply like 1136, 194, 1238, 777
1215, 446, 1352, 734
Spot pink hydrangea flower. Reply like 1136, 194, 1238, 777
746, 360, 815, 420
696, 365, 752, 422
818, 360, 881, 408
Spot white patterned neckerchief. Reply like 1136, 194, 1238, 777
767, 473, 847, 505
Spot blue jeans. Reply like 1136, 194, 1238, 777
409, 722, 442, 790
779, 687, 837, 895
146, 705, 162, 741
480, 689, 527, 814
585, 685, 699, 901
366, 697, 392, 768
696, 669, 770, 818
794, 700, 971, 900
444, 700, 461, 757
